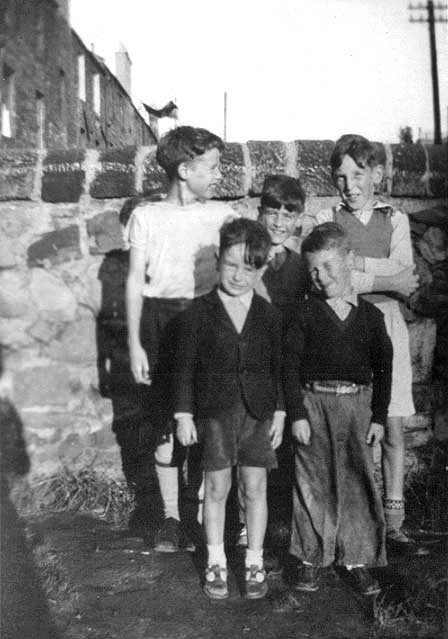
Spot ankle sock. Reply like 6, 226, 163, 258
245, 548, 263, 570
383, 498, 405, 533
207, 543, 227, 569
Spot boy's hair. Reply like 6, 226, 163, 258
156, 126, 225, 178
301, 222, 352, 256
260, 175, 305, 214
219, 218, 271, 270
330, 134, 380, 174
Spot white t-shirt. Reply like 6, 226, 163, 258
126, 199, 237, 299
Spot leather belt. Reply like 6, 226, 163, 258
304, 381, 362, 395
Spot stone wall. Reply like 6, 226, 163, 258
0, 141, 447, 478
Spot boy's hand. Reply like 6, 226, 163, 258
176, 416, 198, 447
270, 412, 285, 450
292, 419, 311, 445
382, 265, 419, 296
129, 343, 151, 385
391, 265, 419, 296
366, 422, 384, 446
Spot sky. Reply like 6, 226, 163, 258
70, 0, 448, 143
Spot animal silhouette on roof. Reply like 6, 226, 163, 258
142, 101, 178, 119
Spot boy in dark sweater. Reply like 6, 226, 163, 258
257, 175, 309, 325
284, 222, 392, 597
173, 218, 285, 600
247, 175, 309, 552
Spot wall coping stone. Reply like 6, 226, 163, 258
0, 141, 446, 203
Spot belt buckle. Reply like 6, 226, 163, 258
336, 383, 351, 395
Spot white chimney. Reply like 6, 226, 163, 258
56, 0, 70, 24
115, 43, 132, 96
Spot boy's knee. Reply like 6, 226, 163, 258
205, 471, 231, 502
244, 486, 265, 505
155, 437, 174, 466
241, 471, 267, 503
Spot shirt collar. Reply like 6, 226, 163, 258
268, 244, 287, 261
326, 291, 358, 308
217, 288, 254, 310
270, 245, 287, 254
342, 291, 359, 306
336, 200, 390, 216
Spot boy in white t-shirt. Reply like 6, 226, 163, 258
125, 126, 235, 552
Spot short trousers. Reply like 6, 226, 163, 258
139, 297, 192, 442
197, 400, 277, 472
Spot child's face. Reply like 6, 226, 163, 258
333, 154, 383, 212
218, 243, 264, 297
306, 246, 353, 299
183, 148, 221, 200
258, 206, 300, 246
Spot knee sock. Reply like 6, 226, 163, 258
383, 498, 405, 533
155, 464, 179, 521
245, 548, 263, 570
207, 543, 227, 569
155, 438, 179, 521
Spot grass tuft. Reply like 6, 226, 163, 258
373, 571, 447, 638
11, 467, 134, 528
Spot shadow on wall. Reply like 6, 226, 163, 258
95, 196, 163, 538
0, 353, 59, 639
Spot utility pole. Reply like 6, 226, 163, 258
223, 91, 228, 142
409, 1, 448, 144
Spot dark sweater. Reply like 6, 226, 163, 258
262, 248, 309, 324
283, 295, 393, 425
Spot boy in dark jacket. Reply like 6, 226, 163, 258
173, 218, 285, 600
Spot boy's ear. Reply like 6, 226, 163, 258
373, 164, 384, 186
257, 206, 263, 220
177, 161, 189, 181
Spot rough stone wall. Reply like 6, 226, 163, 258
0, 140, 447, 478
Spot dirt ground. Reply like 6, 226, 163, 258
4, 511, 446, 639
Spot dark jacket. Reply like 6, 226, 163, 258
173, 289, 284, 420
